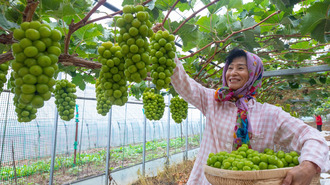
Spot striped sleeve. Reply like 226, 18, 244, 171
274, 110, 330, 172
170, 56, 211, 116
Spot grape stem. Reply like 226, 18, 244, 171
162, 0, 180, 27
23, 0, 39, 22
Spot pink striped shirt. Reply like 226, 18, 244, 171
171, 56, 330, 185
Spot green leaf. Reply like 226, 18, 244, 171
196, 15, 219, 33
0, 14, 19, 30
215, 15, 229, 34
241, 17, 260, 34
228, 0, 242, 9
72, 73, 86, 90
122, 0, 135, 6
155, 0, 176, 10
240, 30, 260, 51
83, 73, 95, 84
44, 1, 76, 18
300, 1, 329, 35
200, 0, 229, 14
171, 21, 200, 51
311, 19, 329, 43
177, 1, 190, 12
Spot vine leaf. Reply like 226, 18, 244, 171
228, 0, 243, 9
196, 15, 219, 33
171, 21, 200, 51
45, 1, 76, 18
0, 14, 18, 30
300, 1, 329, 41
200, 0, 228, 14
72, 73, 86, 90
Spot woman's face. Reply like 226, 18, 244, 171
225, 56, 249, 90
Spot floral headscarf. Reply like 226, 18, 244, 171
214, 50, 264, 149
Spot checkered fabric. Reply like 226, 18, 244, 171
171, 56, 330, 185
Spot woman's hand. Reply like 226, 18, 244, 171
282, 161, 319, 185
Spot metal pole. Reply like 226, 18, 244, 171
105, 108, 112, 185
142, 109, 147, 176
49, 73, 61, 185
0, 92, 11, 171
185, 117, 188, 160
122, 103, 127, 167
73, 104, 79, 165
166, 95, 171, 165
200, 112, 202, 144
49, 102, 59, 185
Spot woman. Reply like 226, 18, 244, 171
170, 48, 329, 185
315, 115, 323, 132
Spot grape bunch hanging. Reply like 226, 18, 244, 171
11, 21, 61, 122
0, 62, 9, 94
116, 5, 153, 83
54, 79, 77, 121
97, 41, 128, 106
170, 96, 188, 123
142, 88, 165, 121
10, 72, 38, 122
95, 78, 112, 116
149, 30, 177, 90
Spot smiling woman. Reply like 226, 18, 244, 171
225, 49, 249, 91
170, 47, 329, 185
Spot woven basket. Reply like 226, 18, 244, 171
204, 165, 320, 185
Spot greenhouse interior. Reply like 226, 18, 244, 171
0, 0, 330, 185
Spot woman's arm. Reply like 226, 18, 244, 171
274, 110, 328, 171
171, 55, 214, 115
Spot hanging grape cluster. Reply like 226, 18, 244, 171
54, 79, 77, 121
149, 30, 176, 90
142, 88, 165, 121
97, 41, 128, 106
116, 5, 153, 83
9, 71, 37, 122
95, 78, 112, 116
170, 96, 188, 123
11, 21, 61, 122
0, 62, 9, 94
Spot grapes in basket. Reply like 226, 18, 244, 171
206, 144, 300, 171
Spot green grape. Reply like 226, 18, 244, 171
11, 21, 61, 122
0, 62, 9, 94
170, 96, 188, 123
97, 42, 128, 106
206, 145, 301, 171
149, 30, 176, 90
95, 79, 112, 116
117, 5, 153, 83
142, 88, 165, 121
54, 79, 77, 121
10, 71, 37, 122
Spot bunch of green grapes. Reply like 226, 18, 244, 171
97, 41, 128, 106
170, 96, 188, 123
54, 79, 77, 121
142, 88, 165, 121
11, 21, 61, 122
95, 78, 112, 116
207, 144, 300, 171
149, 30, 176, 90
116, 4, 153, 83
10, 71, 38, 122
0, 62, 9, 94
